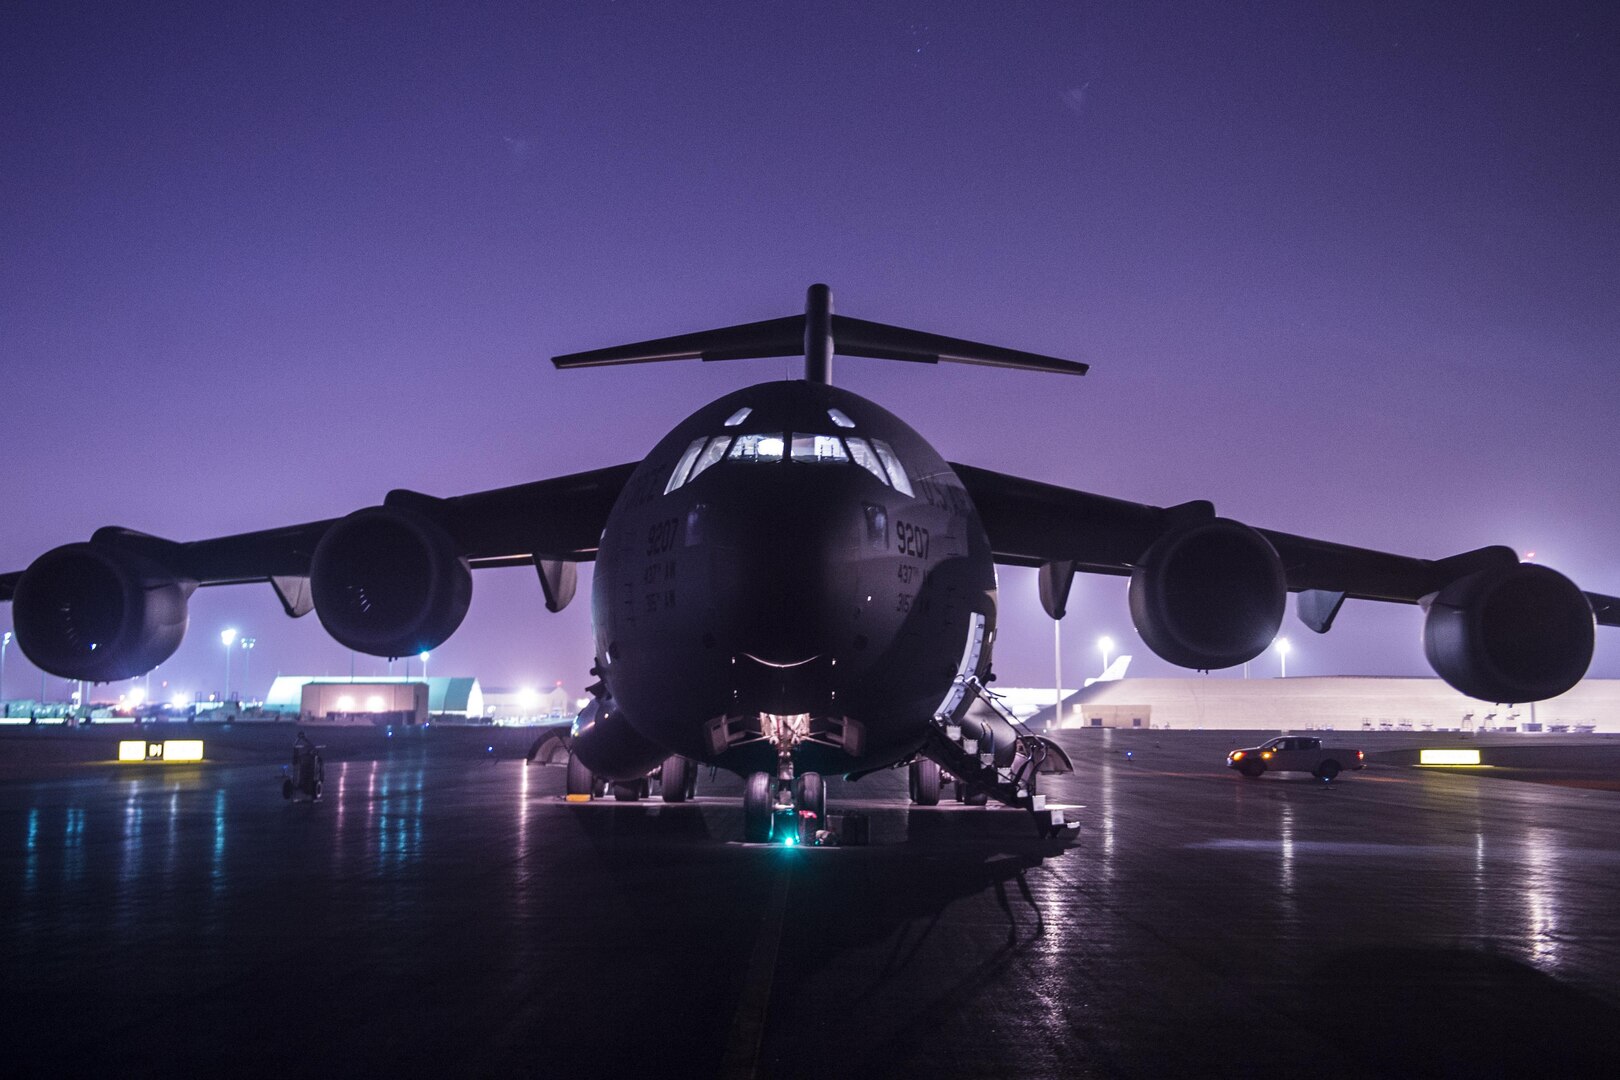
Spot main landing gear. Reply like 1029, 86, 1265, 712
742, 769, 826, 844
910, 757, 992, 806
908, 758, 941, 806
564, 751, 697, 803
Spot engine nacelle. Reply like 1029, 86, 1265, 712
570, 699, 668, 781
1128, 518, 1286, 669
310, 506, 472, 658
12, 543, 192, 681
1423, 563, 1594, 702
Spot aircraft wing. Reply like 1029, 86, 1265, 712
951, 462, 1620, 628
2, 461, 638, 681
0, 462, 638, 602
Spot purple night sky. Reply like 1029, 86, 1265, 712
3, 1, 1616, 704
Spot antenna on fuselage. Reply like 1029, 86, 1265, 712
550, 285, 1089, 380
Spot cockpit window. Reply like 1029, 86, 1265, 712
723, 407, 752, 427
665, 429, 914, 496
827, 408, 856, 429
664, 437, 708, 495
871, 439, 914, 496
844, 437, 890, 485
689, 435, 732, 480
729, 433, 785, 462
790, 434, 848, 464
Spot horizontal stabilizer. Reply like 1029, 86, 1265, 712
831, 315, 1088, 374
553, 316, 804, 368
552, 285, 1088, 382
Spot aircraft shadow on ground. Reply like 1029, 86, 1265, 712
559, 799, 719, 845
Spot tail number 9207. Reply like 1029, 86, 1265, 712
895, 520, 930, 560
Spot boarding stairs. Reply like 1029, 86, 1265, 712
927, 676, 1078, 838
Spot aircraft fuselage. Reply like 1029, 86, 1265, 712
592, 380, 997, 776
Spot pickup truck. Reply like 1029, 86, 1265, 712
1226, 736, 1366, 781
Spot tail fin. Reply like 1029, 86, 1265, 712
1084, 654, 1131, 688
551, 284, 1089, 385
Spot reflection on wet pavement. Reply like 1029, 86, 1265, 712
2, 731, 1619, 1077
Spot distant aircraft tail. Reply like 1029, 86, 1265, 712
1084, 654, 1131, 688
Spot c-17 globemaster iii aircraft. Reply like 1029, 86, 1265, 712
4, 285, 1617, 840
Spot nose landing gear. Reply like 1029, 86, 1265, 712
741, 712, 829, 843
743, 771, 776, 843
743, 769, 826, 844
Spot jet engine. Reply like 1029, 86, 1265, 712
569, 699, 668, 781
1423, 563, 1594, 702
309, 506, 471, 657
1128, 518, 1286, 669
11, 543, 192, 681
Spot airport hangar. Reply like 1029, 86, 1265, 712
258, 677, 575, 725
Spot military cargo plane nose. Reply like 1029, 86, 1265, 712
706, 471, 863, 669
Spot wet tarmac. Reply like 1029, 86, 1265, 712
4, 728, 1620, 1079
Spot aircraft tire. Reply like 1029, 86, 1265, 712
661, 755, 691, 803
743, 772, 774, 843
612, 780, 644, 802
565, 751, 595, 798
910, 759, 941, 806
794, 772, 825, 825
953, 780, 989, 806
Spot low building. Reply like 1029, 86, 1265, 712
264, 676, 485, 724
1024, 675, 1620, 732
480, 684, 576, 723
298, 681, 428, 726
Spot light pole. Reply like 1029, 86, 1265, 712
240, 638, 256, 702
1097, 635, 1115, 677
221, 628, 238, 699
1275, 637, 1291, 679
1, 630, 11, 715
1052, 619, 1062, 730
419, 651, 430, 681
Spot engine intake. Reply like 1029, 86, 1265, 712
1129, 518, 1286, 669
310, 506, 471, 658
1423, 563, 1593, 702
12, 543, 192, 681
570, 699, 667, 781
